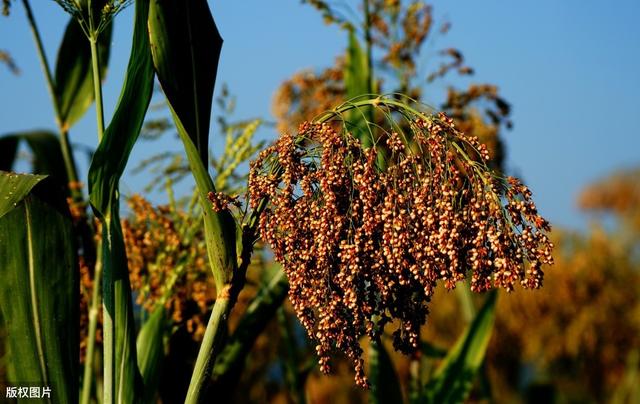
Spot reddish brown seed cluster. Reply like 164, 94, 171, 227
248, 112, 553, 387
207, 191, 241, 212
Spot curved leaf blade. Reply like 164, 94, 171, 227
369, 338, 405, 404
0, 136, 19, 171
0, 131, 68, 188
424, 291, 497, 403
87, 0, 155, 402
137, 306, 167, 404
0, 174, 78, 403
148, 0, 222, 165
149, 0, 236, 288
55, 18, 112, 129
88, 1, 154, 217
0, 171, 46, 218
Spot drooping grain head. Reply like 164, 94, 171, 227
246, 99, 553, 387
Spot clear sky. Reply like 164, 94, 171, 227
1, 1, 639, 230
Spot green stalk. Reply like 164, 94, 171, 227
86, 12, 113, 402
185, 296, 232, 404
89, 37, 106, 141
24, 1, 100, 400
81, 246, 102, 404
362, 0, 374, 96
21, 0, 82, 201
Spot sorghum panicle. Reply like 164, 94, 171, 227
247, 106, 553, 387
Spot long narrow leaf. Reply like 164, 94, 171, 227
55, 17, 112, 130
148, 0, 237, 290
87, 0, 154, 402
423, 291, 497, 403
0, 131, 69, 188
0, 172, 78, 403
369, 338, 405, 404
147, 0, 221, 165
0, 171, 45, 217
136, 306, 167, 404
344, 30, 375, 147
0, 136, 19, 171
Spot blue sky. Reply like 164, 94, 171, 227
1, 0, 639, 230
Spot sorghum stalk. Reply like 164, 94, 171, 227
85, 7, 114, 403
81, 244, 102, 404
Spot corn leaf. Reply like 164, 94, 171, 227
87, 0, 154, 401
423, 291, 497, 403
137, 306, 167, 404
369, 338, 405, 404
55, 18, 112, 129
0, 172, 78, 403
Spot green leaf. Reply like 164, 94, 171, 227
137, 306, 167, 404
0, 172, 78, 403
344, 30, 375, 147
148, 0, 222, 165
345, 29, 371, 100
0, 171, 46, 218
0, 131, 68, 187
0, 136, 19, 171
148, 0, 236, 289
55, 18, 112, 129
423, 291, 497, 404
87, 0, 154, 402
369, 338, 405, 404
89, 3, 154, 217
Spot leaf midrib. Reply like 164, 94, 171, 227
26, 201, 49, 388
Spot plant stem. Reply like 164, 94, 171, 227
22, 0, 83, 202
185, 296, 232, 404
87, 14, 113, 402
89, 36, 106, 142
81, 245, 103, 404
362, 0, 374, 96
456, 286, 476, 323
